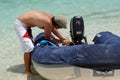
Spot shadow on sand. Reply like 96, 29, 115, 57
7, 64, 47, 80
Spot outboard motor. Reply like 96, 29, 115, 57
70, 16, 87, 44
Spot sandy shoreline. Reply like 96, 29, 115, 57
0, 48, 46, 80
0, 62, 46, 80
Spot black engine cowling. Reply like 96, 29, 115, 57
70, 16, 87, 44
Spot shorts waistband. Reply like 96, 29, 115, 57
15, 19, 28, 28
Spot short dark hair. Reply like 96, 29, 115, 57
52, 17, 57, 26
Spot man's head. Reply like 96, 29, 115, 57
52, 15, 67, 29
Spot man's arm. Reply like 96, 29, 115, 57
43, 23, 60, 43
43, 20, 71, 45
52, 27, 66, 40
52, 27, 71, 45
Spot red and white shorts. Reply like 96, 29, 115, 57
14, 19, 34, 53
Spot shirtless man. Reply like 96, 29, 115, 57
14, 10, 71, 76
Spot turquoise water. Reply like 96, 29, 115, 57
0, 0, 120, 61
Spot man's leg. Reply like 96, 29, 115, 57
24, 52, 32, 75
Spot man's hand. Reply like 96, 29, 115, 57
62, 39, 72, 46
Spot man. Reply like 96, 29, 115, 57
14, 10, 71, 76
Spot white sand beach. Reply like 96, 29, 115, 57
0, 46, 46, 80
0, 61, 46, 80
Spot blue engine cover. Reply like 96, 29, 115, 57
93, 31, 120, 44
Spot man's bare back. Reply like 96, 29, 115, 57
18, 10, 53, 29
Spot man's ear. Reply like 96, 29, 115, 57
52, 17, 57, 26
